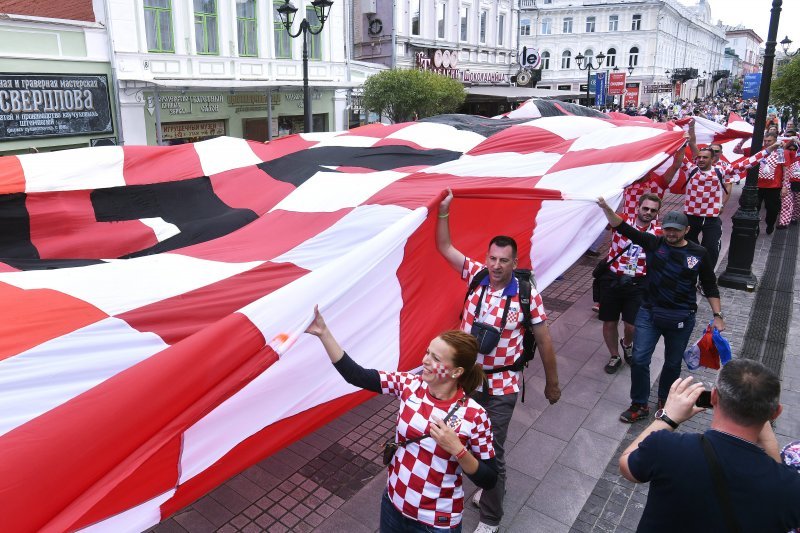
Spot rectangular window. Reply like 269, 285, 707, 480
632, 14, 641, 31
586, 16, 595, 33
272, 1, 291, 58
437, 3, 446, 39
194, 0, 218, 55
520, 18, 531, 36
144, 0, 174, 53
480, 10, 487, 43
608, 14, 618, 32
498, 13, 505, 45
411, 0, 420, 36
306, 6, 321, 59
235, 0, 257, 56
562, 17, 572, 33
460, 5, 468, 41
541, 18, 551, 35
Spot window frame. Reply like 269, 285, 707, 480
561, 49, 571, 69
628, 46, 639, 67
306, 5, 322, 59
541, 50, 550, 70
479, 9, 488, 43
608, 14, 618, 32
194, 0, 219, 55
144, 0, 174, 53
411, 0, 421, 36
498, 13, 505, 45
606, 47, 617, 67
520, 17, 531, 36
562, 17, 572, 34
437, 2, 446, 39
586, 16, 596, 33
272, 0, 292, 59
460, 5, 468, 42
632, 14, 642, 31
541, 17, 552, 35
233, 0, 257, 57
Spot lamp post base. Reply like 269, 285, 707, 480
718, 203, 760, 291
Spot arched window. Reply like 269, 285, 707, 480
628, 46, 639, 67
541, 50, 550, 70
561, 50, 571, 69
606, 47, 617, 67
583, 49, 594, 65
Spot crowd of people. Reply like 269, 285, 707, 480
299, 93, 800, 532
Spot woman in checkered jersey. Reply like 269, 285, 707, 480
307, 305, 498, 532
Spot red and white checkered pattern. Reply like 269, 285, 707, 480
682, 150, 767, 217
459, 258, 546, 396
379, 372, 494, 528
758, 150, 785, 189
622, 174, 666, 219
608, 215, 662, 276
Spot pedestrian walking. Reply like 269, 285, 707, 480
757, 132, 790, 234
778, 135, 799, 229
596, 200, 724, 423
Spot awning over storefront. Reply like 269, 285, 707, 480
465, 86, 584, 101
121, 78, 362, 90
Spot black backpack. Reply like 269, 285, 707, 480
461, 268, 538, 399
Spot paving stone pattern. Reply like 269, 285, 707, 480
151, 191, 799, 533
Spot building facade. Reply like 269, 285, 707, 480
352, 0, 524, 116
101, 0, 360, 146
518, 0, 728, 106
0, 2, 118, 154
724, 26, 763, 76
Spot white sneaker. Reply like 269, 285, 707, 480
473, 522, 499, 533
471, 488, 482, 508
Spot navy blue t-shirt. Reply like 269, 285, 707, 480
629, 429, 800, 532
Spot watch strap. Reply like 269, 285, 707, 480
655, 409, 679, 429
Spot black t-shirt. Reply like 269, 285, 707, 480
629, 429, 800, 532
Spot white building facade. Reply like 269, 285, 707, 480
724, 26, 763, 76
100, 0, 360, 146
518, 0, 728, 106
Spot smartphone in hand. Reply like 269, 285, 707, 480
695, 390, 712, 409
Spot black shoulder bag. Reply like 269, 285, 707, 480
700, 435, 743, 533
382, 397, 465, 465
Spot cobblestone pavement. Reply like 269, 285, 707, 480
151, 189, 799, 533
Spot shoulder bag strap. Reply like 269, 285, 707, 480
700, 435, 743, 533
400, 396, 465, 447
605, 242, 633, 266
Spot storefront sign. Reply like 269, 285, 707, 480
595, 72, 607, 106
557, 84, 572, 91
415, 49, 509, 85
159, 94, 222, 115
608, 72, 626, 95
644, 83, 673, 93
624, 83, 640, 107
518, 46, 541, 69
161, 120, 225, 140
0, 73, 113, 140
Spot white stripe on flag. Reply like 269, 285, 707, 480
538, 156, 669, 195
385, 122, 486, 152
520, 116, 616, 139
20, 146, 125, 193
77, 489, 175, 533
423, 152, 561, 178
140, 217, 181, 242
568, 126, 665, 151
194, 137, 263, 176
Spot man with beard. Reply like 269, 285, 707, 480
599, 193, 662, 374
596, 201, 724, 423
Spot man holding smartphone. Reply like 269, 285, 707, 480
618, 360, 800, 532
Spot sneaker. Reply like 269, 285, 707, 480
471, 489, 482, 508
620, 403, 650, 423
620, 340, 633, 366
591, 303, 600, 313
604, 355, 623, 374
474, 522, 500, 533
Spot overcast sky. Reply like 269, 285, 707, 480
678, 0, 800, 48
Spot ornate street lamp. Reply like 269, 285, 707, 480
575, 51, 606, 107
780, 35, 799, 57
277, 0, 334, 133
719, 0, 784, 290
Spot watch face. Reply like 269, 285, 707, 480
655, 408, 666, 419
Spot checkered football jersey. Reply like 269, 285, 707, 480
623, 175, 665, 219
608, 215, 662, 277
378, 372, 494, 528
682, 150, 766, 217
459, 258, 547, 396
757, 150, 784, 189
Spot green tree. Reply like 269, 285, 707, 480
362, 69, 466, 123
772, 55, 800, 116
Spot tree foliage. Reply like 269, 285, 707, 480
362, 69, 466, 123
771, 55, 800, 111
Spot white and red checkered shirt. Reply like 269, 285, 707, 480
682, 149, 767, 217
623, 175, 665, 219
459, 258, 547, 396
379, 372, 494, 528
757, 150, 784, 189
608, 215, 662, 277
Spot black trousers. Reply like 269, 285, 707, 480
758, 188, 782, 229
686, 215, 722, 269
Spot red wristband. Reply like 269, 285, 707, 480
455, 447, 468, 460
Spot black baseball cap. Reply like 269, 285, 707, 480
662, 211, 689, 230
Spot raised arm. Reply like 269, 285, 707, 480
436, 188, 467, 272
597, 197, 659, 251
687, 118, 699, 158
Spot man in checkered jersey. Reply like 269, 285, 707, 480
436, 189, 561, 533
598, 193, 663, 375
683, 119, 782, 267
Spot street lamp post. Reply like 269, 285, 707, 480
277, 0, 334, 133
718, 0, 784, 290
576, 51, 606, 107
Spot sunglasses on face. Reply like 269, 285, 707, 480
711, 149, 721, 154
640, 207, 659, 213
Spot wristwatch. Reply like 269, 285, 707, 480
713, 312, 725, 319
654, 408, 679, 429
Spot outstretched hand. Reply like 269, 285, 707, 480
305, 305, 328, 337
440, 187, 454, 213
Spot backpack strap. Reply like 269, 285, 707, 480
714, 167, 729, 195
460, 268, 489, 321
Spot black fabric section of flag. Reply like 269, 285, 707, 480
257, 145, 462, 186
